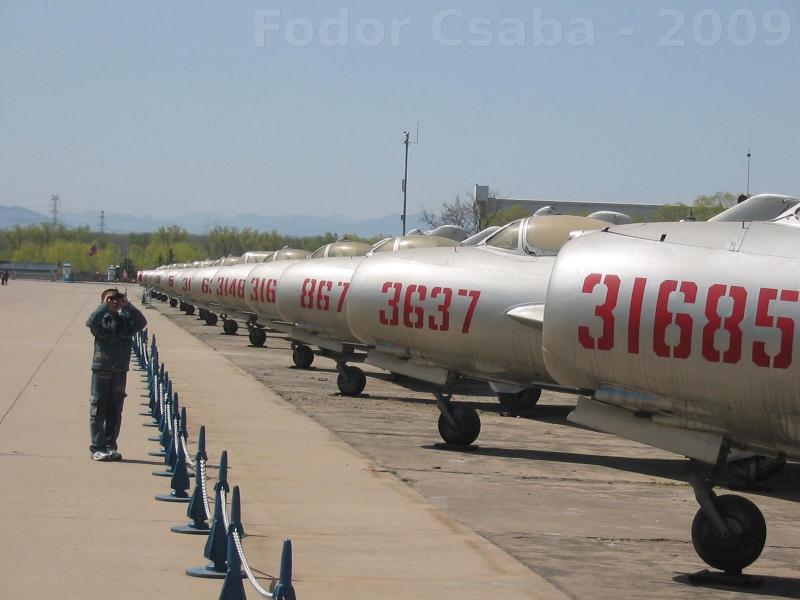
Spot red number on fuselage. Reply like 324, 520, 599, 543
578, 273, 620, 351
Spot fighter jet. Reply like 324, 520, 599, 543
541, 195, 800, 575
254, 234, 461, 395
345, 215, 610, 443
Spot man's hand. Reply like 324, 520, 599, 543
105, 294, 126, 313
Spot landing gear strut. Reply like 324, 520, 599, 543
688, 460, 766, 576
291, 343, 314, 369
336, 364, 366, 396
435, 391, 481, 446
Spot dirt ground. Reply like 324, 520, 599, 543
154, 300, 800, 600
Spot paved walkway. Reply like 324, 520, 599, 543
0, 281, 567, 599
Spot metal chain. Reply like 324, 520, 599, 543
220, 488, 230, 531
234, 530, 272, 597
165, 403, 172, 435
199, 458, 211, 520
181, 436, 195, 468
173, 416, 180, 454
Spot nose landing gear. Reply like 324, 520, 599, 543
222, 318, 238, 335
336, 364, 367, 396
291, 343, 315, 369
435, 391, 481, 446
687, 460, 766, 584
247, 326, 267, 347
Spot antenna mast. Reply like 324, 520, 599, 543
400, 124, 420, 236
99, 210, 105, 234
746, 148, 752, 196
49, 194, 61, 225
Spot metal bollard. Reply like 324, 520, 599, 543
155, 406, 190, 502
172, 425, 210, 534
272, 540, 297, 600
187, 451, 231, 578
218, 486, 248, 599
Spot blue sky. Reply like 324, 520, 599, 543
1, 1, 797, 223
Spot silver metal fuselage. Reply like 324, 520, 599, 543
348, 246, 554, 386
543, 221, 800, 459
276, 257, 366, 344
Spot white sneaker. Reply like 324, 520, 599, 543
91, 450, 110, 461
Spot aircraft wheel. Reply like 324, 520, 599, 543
169, 298, 178, 308
205, 312, 218, 326
179, 301, 187, 312
198, 308, 208, 319
437, 405, 481, 446
497, 387, 541, 414
292, 345, 314, 369
185, 304, 195, 316
223, 319, 238, 335
249, 328, 267, 347
691, 494, 766, 574
337, 366, 366, 396
728, 455, 786, 485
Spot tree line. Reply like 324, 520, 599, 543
0, 224, 381, 275
1, 191, 738, 275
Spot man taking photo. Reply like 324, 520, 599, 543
86, 288, 147, 461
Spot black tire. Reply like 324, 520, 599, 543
337, 366, 367, 396
437, 405, 481, 446
205, 312, 218, 326
497, 388, 541, 415
169, 298, 178, 308
292, 345, 314, 369
198, 308, 207, 319
223, 319, 239, 335
184, 304, 195, 316
249, 328, 267, 347
691, 494, 766, 573
179, 301, 187, 312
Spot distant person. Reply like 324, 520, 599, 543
2, 271, 8, 286
85, 288, 147, 461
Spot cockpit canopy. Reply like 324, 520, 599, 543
309, 240, 372, 259
242, 251, 275, 263
370, 234, 458, 254
483, 215, 609, 255
272, 247, 311, 261
710, 194, 800, 223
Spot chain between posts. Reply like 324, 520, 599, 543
199, 457, 212, 520
139, 328, 295, 597
220, 488, 231, 531
181, 436, 195, 469
234, 530, 274, 597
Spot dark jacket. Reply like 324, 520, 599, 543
86, 303, 147, 371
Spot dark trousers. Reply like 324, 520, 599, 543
90, 370, 127, 452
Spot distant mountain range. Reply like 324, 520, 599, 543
0, 205, 428, 237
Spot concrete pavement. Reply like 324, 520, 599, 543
0, 280, 568, 599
